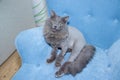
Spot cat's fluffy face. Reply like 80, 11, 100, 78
47, 10, 69, 32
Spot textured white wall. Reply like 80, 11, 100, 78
0, 0, 35, 65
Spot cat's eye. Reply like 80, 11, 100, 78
59, 23, 63, 26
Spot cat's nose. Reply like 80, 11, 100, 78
53, 26, 57, 29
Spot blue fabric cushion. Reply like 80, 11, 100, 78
12, 27, 120, 80
108, 39, 120, 80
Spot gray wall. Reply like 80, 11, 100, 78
0, 0, 35, 65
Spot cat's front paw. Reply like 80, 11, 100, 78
55, 62, 61, 67
55, 55, 64, 67
47, 58, 53, 63
47, 55, 56, 63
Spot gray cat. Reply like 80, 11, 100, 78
55, 45, 96, 77
43, 10, 86, 67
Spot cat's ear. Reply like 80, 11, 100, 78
62, 16, 69, 23
50, 10, 56, 18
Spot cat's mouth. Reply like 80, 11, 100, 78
52, 28, 57, 32
52, 28, 61, 32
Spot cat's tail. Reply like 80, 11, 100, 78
76, 45, 96, 63
55, 45, 96, 77
70, 45, 96, 76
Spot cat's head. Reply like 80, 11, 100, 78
47, 10, 69, 32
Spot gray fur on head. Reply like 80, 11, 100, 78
45, 10, 69, 32
50, 10, 56, 18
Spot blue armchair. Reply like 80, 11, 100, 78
12, 0, 120, 80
